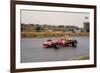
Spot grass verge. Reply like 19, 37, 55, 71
21, 31, 89, 38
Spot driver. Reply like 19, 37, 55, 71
64, 35, 71, 40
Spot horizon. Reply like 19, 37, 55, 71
21, 10, 90, 28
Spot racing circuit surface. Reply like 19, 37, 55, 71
21, 37, 89, 63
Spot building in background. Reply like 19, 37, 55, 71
83, 16, 89, 32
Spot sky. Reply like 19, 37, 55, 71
21, 10, 90, 28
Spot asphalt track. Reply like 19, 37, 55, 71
21, 37, 89, 63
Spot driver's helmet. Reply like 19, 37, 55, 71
64, 35, 70, 38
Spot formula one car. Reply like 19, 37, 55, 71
43, 38, 78, 49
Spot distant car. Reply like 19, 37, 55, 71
43, 38, 78, 49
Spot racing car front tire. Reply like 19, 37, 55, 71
72, 42, 77, 47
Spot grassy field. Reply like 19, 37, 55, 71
21, 31, 89, 38
72, 56, 89, 60
78, 56, 89, 60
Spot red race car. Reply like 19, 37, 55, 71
43, 38, 78, 49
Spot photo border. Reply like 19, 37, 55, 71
10, 0, 96, 73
